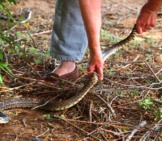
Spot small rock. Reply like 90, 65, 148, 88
154, 55, 162, 63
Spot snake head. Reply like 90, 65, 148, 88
0, 112, 9, 124
91, 73, 98, 84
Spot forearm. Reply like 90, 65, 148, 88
145, 0, 162, 11
79, 0, 103, 80
79, 0, 102, 55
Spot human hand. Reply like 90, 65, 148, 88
136, 3, 158, 34
87, 52, 104, 81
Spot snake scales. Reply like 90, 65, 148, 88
0, 14, 161, 123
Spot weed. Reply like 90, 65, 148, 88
154, 107, 162, 119
27, 47, 50, 64
145, 53, 153, 60
130, 90, 139, 97
139, 98, 154, 110
159, 75, 162, 80
100, 28, 121, 44
144, 37, 152, 44
139, 97, 162, 120
0, 49, 13, 83
104, 70, 116, 77
44, 114, 51, 120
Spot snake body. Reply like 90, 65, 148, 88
0, 14, 161, 123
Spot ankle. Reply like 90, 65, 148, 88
61, 61, 76, 68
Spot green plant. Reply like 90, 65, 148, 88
44, 114, 51, 120
0, 0, 16, 18
0, 0, 17, 83
0, 49, 14, 83
100, 28, 121, 44
154, 107, 162, 119
159, 75, 162, 80
138, 98, 162, 119
27, 47, 50, 64
139, 98, 154, 110
130, 90, 139, 97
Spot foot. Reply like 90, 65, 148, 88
52, 61, 76, 76
45, 61, 79, 81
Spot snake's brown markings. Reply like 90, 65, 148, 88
0, 14, 161, 123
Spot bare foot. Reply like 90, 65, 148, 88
52, 61, 76, 76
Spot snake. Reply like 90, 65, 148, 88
0, 14, 161, 123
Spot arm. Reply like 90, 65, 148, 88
136, 0, 162, 34
79, 0, 103, 80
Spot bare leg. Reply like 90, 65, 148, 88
52, 61, 75, 76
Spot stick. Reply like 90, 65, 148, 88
125, 121, 147, 141
139, 119, 162, 141
95, 94, 116, 117
89, 101, 93, 122
145, 62, 160, 82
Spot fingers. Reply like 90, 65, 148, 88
136, 7, 157, 34
136, 18, 156, 34
88, 63, 104, 81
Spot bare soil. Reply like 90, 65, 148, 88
0, 0, 162, 141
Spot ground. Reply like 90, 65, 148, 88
0, 0, 162, 141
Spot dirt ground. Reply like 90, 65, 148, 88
0, 0, 162, 141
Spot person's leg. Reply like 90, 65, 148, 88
50, 0, 88, 76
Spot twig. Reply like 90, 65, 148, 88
99, 127, 130, 137
18, 77, 61, 90
14, 30, 52, 42
62, 118, 136, 129
118, 55, 140, 71
25, 27, 39, 48
95, 94, 116, 118
31, 30, 52, 36
152, 99, 162, 104
110, 96, 118, 106
117, 13, 132, 24
31, 96, 58, 110
0, 81, 36, 92
139, 119, 162, 141
36, 127, 49, 138
145, 61, 160, 82
14, 131, 18, 141
20, 10, 32, 24
104, 78, 162, 90
109, 0, 138, 12
125, 121, 147, 141
142, 62, 161, 97
27, 63, 42, 78
53, 115, 100, 141
6, 9, 32, 32
89, 101, 93, 122
155, 68, 162, 76
22, 118, 27, 127
98, 127, 109, 141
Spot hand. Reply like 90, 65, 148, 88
87, 52, 104, 81
136, 4, 158, 34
